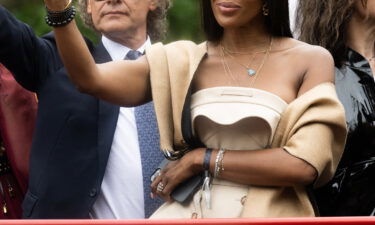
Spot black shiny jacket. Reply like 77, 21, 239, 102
314, 49, 375, 216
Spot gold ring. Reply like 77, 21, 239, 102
157, 182, 165, 192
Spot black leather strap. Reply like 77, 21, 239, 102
203, 148, 212, 171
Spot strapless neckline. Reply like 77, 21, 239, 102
191, 87, 287, 125
192, 86, 288, 105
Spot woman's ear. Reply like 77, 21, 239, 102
87, 0, 92, 14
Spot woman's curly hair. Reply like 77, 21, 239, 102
77, 0, 171, 42
295, 0, 362, 67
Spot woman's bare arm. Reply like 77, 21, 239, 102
150, 147, 317, 201
45, 1, 151, 106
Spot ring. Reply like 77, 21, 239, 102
157, 182, 165, 192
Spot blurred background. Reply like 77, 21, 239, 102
0, 0, 297, 43
0, 0, 205, 43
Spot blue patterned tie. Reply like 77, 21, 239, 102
125, 50, 143, 60
125, 50, 164, 218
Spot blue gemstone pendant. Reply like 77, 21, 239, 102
247, 69, 256, 76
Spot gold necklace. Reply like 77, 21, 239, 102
221, 46, 258, 76
221, 38, 272, 76
221, 46, 239, 86
221, 37, 273, 87
222, 45, 267, 55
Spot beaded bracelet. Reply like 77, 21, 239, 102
45, 2, 76, 27
214, 148, 226, 178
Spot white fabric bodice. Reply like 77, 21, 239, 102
151, 87, 288, 219
191, 87, 288, 151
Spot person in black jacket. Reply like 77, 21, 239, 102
0, 0, 170, 219
296, 0, 375, 216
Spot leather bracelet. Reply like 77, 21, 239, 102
203, 148, 212, 171
45, 4, 76, 27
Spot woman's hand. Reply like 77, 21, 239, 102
150, 148, 206, 202
44, 0, 71, 11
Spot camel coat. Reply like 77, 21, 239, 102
145, 41, 347, 217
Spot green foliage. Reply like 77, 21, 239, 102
166, 0, 204, 43
0, 0, 99, 42
2, 1, 50, 36
0, 0, 203, 44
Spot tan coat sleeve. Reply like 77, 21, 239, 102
145, 41, 207, 153
272, 83, 347, 187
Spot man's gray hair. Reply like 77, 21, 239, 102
77, 0, 171, 42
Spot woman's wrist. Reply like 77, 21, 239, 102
44, 0, 71, 11
188, 148, 207, 173
188, 147, 220, 175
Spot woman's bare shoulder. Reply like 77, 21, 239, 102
280, 39, 335, 95
282, 38, 334, 65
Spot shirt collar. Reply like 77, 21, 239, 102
346, 48, 371, 70
101, 35, 152, 61
344, 48, 374, 80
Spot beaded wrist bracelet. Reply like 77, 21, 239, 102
45, 1, 76, 27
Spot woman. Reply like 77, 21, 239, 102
297, 0, 375, 216
44, 0, 346, 218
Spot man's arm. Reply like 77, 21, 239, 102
0, 5, 54, 92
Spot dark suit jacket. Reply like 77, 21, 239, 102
0, 64, 37, 196
0, 6, 120, 219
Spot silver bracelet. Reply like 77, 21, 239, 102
214, 148, 226, 178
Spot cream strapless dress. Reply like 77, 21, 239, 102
151, 86, 287, 219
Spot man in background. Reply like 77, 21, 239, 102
0, 0, 170, 219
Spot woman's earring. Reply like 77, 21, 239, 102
262, 3, 269, 16
361, 0, 368, 8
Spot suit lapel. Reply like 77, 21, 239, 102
93, 41, 120, 179
93, 41, 112, 64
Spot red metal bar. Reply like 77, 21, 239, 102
1, 218, 375, 225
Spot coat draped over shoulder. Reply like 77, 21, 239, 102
145, 41, 347, 217
243, 82, 347, 217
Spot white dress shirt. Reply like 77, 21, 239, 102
90, 35, 151, 219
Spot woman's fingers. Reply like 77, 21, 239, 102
150, 168, 178, 202
150, 153, 202, 202
155, 178, 173, 202
150, 170, 163, 198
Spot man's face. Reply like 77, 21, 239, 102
87, 0, 156, 35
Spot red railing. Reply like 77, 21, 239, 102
1, 218, 375, 225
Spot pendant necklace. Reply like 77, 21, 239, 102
221, 37, 273, 87
221, 41, 269, 76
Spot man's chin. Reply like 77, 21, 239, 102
97, 24, 132, 35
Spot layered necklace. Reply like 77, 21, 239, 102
220, 37, 273, 86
